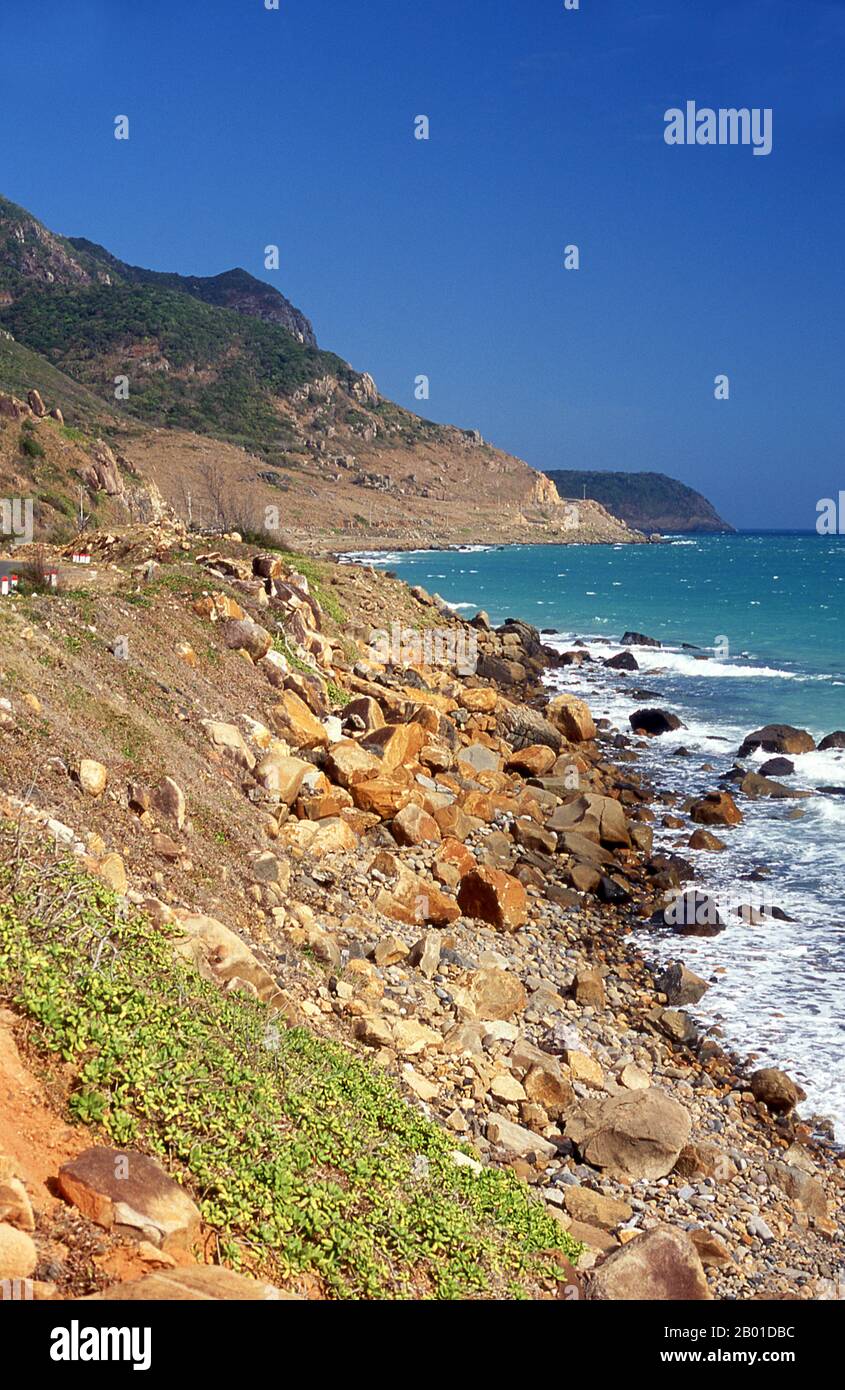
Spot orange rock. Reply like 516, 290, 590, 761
460, 790, 495, 822
433, 803, 474, 841
270, 691, 328, 750
458, 687, 498, 713
457, 866, 528, 931
361, 721, 426, 771
327, 740, 384, 789
350, 777, 413, 818
505, 744, 557, 777
547, 693, 597, 743
392, 803, 442, 846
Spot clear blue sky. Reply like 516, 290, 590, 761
2, 0, 844, 529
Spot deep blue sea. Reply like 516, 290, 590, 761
360, 534, 845, 1136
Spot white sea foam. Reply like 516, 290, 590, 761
545, 638, 845, 1138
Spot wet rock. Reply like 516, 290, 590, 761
759, 757, 795, 777
749, 1068, 807, 1115
740, 772, 810, 800
656, 961, 710, 1006
818, 730, 845, 751
629, 709, 684, 736
690, 790, 742, 827
738, 725, 815, 758
688, 828, 727, 851
662, 889, 725, 936
621, 631, 662, 649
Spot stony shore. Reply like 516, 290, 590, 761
0, 527, 842, 1299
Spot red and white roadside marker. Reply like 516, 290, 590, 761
0, 575, 9, 597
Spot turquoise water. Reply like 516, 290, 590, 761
367, 534, 845, 1136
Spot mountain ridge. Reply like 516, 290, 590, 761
0, 192, 644, 551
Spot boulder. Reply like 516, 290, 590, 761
688, 828, 726, 851
585, 1226, 711, 1301
325, 740, 382, 788
566, 1088, 691, 1181
523, 1061, 575, 1118
739, 772, 810, 800
759, 757, 795, 777
819, 730, 845, 751
0, 1225, 37, 1281
498, 702, 562, 753
373, 860, 460, 927
604, 651, 639, 671
749, 1068, 807, 1115
392, 803, 441, 846
504, 744, 557, 777
738, 724, 815, 758
173, 912, 284, 1005
573, 966, 606, 1008
222, 618, 272, 662
458, 687, 498, 713
57, 1148, 201, 1252
621, 631, 661, 648
690, 790, 742, 826
149, 776, 186, 829
548, 793, 630, 848
655, 961, 710, 1005
79, 759, 107, 798
270, 691, 328, 750
351, 777, 412, 818
547, 693, 597, 743
255, 751, 312, 804
280, 817, 358, 858
85, 1266, 296, 1301
201, 720, 256, 771
465, 967, 527, 1022
457, 866, 528, 932
629, 708, 684, 736
361, 721, 426, 771
485, 1116, 557, 1160
563, 1187, 633, 1231
457, 743, 500, 775
662, 889, 725, 936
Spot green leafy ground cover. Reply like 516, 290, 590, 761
0, 839, 578, 1298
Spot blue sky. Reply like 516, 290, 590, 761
2, 0, 844, 528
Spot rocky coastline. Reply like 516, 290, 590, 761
0, 529, 842, 1300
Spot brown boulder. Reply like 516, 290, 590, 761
222, 618, 272, 662
504, 743, 557, 777
457, 866, 528, 931
58, 1148, 201, 1251
749, 1067, 807, 1115
465, 967, 527, 1022
270, 691, 328, 750
738, 724, 815, 757
690, 790, 743, 827
392, 802, 442, 846
566, 1088, 690, 1181
586, 1226, 711, 1301
547, 693, 597, 743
